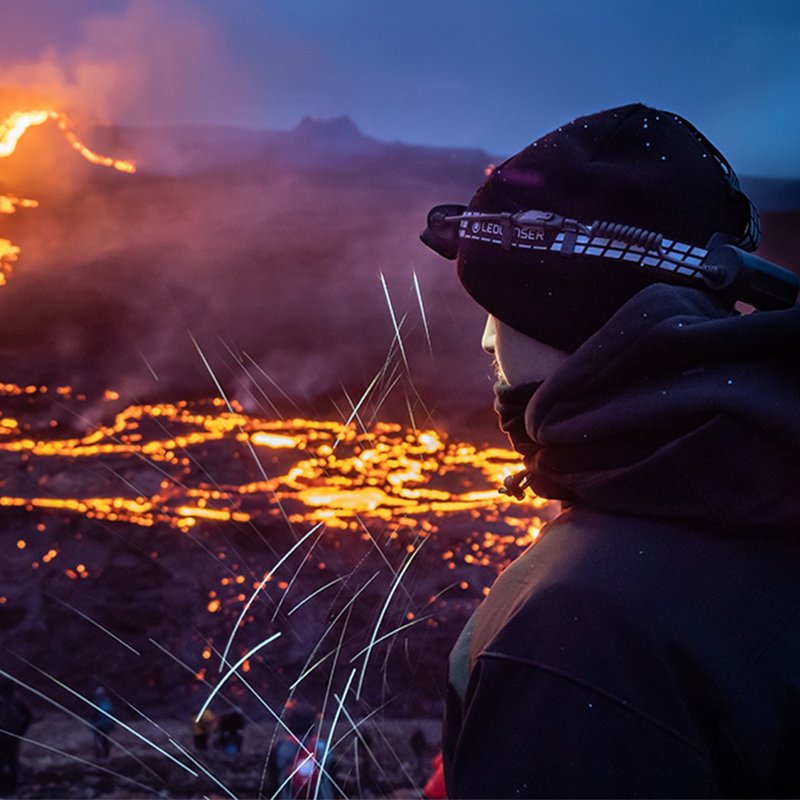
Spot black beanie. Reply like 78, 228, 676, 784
456, 104, 757, 352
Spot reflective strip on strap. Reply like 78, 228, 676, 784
458, 214, 709, 282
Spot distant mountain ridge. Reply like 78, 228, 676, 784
89, 114, 492, 182
90, 116, 800, 211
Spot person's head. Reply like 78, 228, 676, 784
285, 700, 317, 738
422, 103, 760, 373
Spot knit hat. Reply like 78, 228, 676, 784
451, 104, 758, 352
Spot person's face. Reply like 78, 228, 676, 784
481, 315, 569, 385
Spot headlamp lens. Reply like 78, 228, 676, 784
419, 204, 467, 260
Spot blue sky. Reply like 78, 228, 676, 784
2, 0, 799, 176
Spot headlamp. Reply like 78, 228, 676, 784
421, 205, 798, 311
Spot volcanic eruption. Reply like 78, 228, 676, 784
0, 88, 570, 796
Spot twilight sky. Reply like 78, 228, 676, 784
2, 0, 799, 176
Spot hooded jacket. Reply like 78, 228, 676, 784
444, 284, 800, 798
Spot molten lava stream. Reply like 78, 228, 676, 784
0, 107, 136, 285
0, 387, 555, 554
0, 109, 135, 173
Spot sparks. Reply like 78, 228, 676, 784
379, 273, 409, 371
412, 271, 433, 352
355, 536, 428, 700
219, 522, 324, 671
196, 632, 282, 722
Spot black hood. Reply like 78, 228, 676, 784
518, 283, 800, 537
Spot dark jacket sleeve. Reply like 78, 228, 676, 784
444, 654, 716, 799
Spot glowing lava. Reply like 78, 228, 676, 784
0, 193, 39, 286
0, 238, 18, 286
0, 107, 136, 283
0, 384, 556, 677
0, 110, 52, 157
0, 384, 552, 549
0, 109, 135, 172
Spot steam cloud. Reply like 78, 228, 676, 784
0, 0, 253, 129
0, 106, 495, 430
0, 1, 498, 432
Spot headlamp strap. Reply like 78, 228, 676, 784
422, 204, 798, 310
456, 210, 709, 282
501, 220, 513, 250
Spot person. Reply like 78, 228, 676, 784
192, 707, 215, 751
89, 686, 115, 760
0, 679, 31, 796
267, 701, 334, 799
421, 103, 800, 797
409, 728, 427, 783
216, 706, 245, 755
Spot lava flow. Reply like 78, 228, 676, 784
0, 105, 557, 717
0, 108, 136, 283
0, 109, 135, 171
0, 383, 555, 577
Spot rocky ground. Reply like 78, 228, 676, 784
0, 389, 557, 798
16, 713, 443, 798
